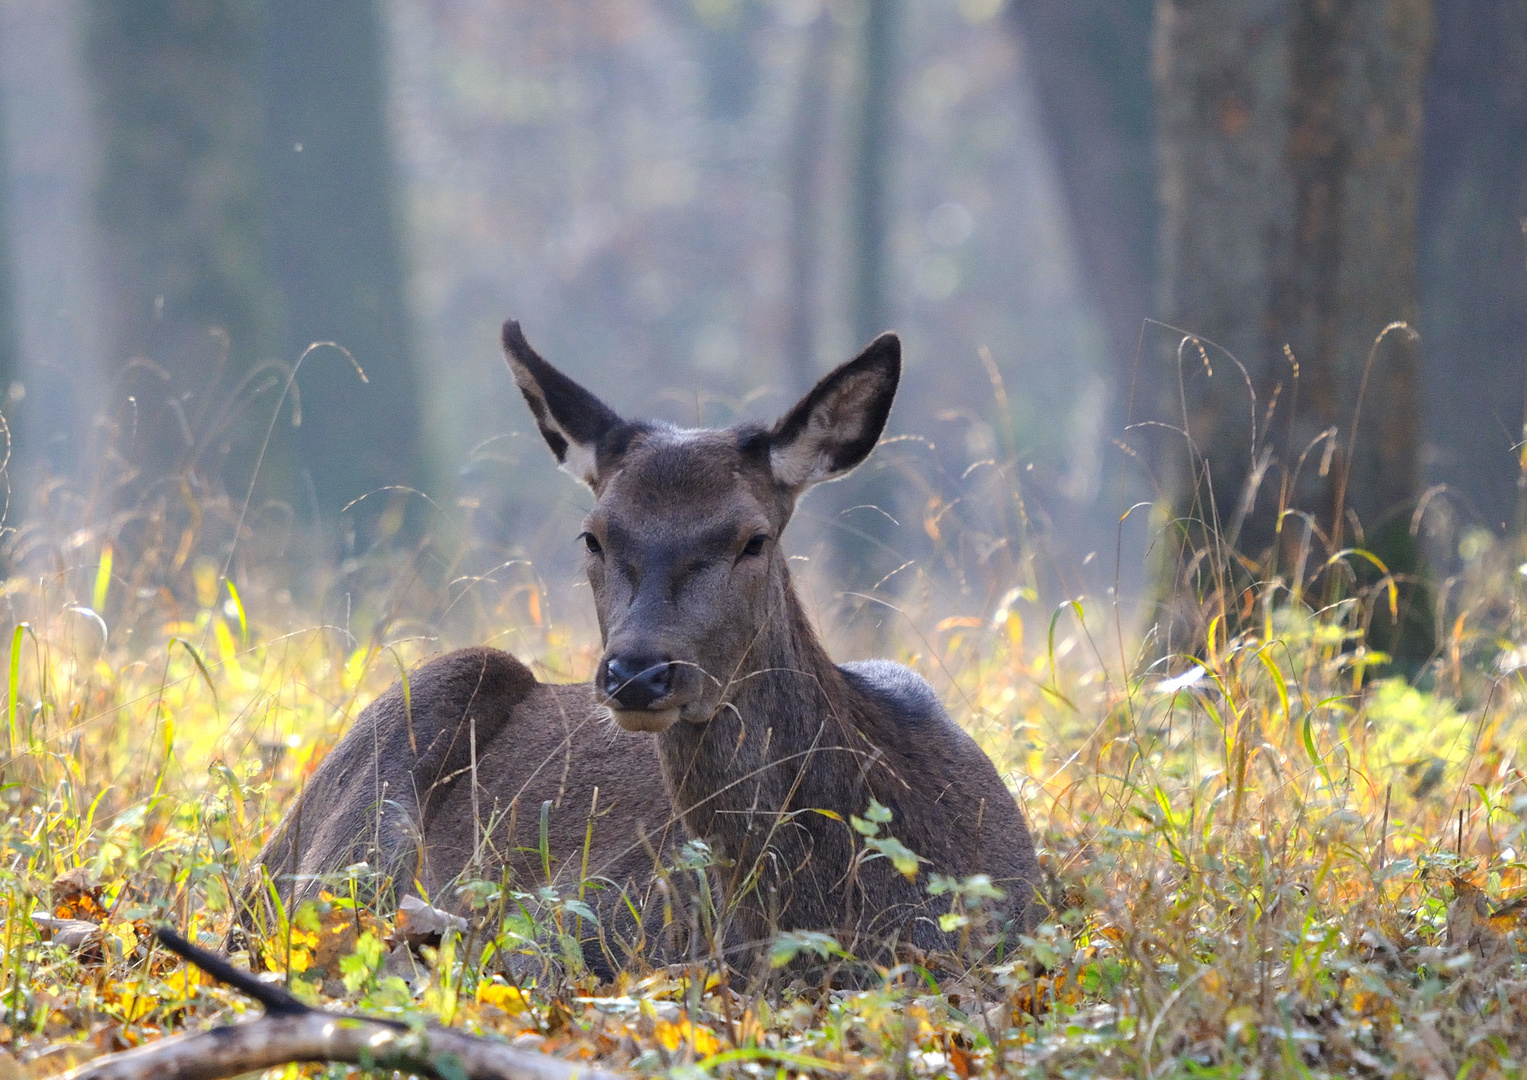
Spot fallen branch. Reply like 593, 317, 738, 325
64, 927, 622, 1080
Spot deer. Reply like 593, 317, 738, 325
248, 320, 1043, 979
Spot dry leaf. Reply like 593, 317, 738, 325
652, 1017, 721, 1056
1446, 876, 1521, 957
946, 1035, 974, 1079
32, 914, 104, 957
25, 1043, 97, 1079
50, 868, 105, 922
388, 894, 467, 950
1486, 894, 1527, 937
477, 980, 531, 1015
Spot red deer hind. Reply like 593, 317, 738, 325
250, 321, 1043, 977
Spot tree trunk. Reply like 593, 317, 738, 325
85, 0, 279, 481
1154, 0, 1433, 652
1419, 0, 1527, 537
86, 1, 420, 526
783, 12, 834, 396
1002, 0, 1157, 396
261, 0, 423, 521
830, 0, 904, 636
850, 0, 899, 347
0, 0, 111, 480
0, 69, 19, 449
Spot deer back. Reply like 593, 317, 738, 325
249, 648, 684, 973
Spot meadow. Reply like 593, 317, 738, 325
0, 425, 1524, 1080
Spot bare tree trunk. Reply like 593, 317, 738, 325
1419, 0, 1527, 537
1153, 0, 1433, 652
790, 1, 907, 643
831, 0, 905, 639
783, 12, 834, 395
1002, 0, 1156, 394
0, 0, 110, 480
262, 0, 424, 522
85, 0, 279, 481
85, 0, 420, 532
0, 67, 19, 456
850, 0, 899, 347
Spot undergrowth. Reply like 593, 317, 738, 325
0, 424, 1525, 1080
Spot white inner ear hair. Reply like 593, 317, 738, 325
511, 363, 602, 489
770, 439, 834, 490
771, 370, 879, 489
558, 442, 600, 488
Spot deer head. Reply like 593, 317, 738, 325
502, 320, 900, 733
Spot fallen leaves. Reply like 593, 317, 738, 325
275, 891, 383, 985
475, 980, 530, 1016
652, 1016, 722, 1056
50, 870, 106, 923
29, 917, 101, 955
389, 894, 468, 951
1447, 876, 1527, 958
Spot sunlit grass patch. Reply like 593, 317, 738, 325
0, 464, 1524, 1077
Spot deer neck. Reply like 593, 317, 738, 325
653, 573, 860, 855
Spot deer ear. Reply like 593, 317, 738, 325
502, 320, 624, 488
770, 332, 900, 491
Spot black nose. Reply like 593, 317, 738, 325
603, 653, 675, 710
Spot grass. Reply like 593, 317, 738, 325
1, 440, 1526, 1080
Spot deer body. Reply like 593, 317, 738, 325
250, 648, 684, 970
252, 322, 1042, 974
657, 631, 1040, 960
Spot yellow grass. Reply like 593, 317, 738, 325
1, 464, 1525, 1079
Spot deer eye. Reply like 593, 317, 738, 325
741, 533, 770, 558
580, 532, 603, 556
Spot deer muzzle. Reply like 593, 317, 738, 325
599, 651, 684, 732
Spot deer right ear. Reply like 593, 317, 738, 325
769, 332, 900, 492
502, 320, 624, 488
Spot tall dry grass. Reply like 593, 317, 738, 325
0, 354, 1522, 1078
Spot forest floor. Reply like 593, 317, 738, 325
0, 498, 1525, 1080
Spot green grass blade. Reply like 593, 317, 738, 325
6, 623, 21, 758
92, 544, 113, 615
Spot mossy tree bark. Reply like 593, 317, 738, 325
1153, 0, 1434, 659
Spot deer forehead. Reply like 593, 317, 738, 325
594, 426, 783, 528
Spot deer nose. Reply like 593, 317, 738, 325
602, 653, 675, 710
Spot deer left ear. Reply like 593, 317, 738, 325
770, 332, 900, 492
502, 320, 624, 488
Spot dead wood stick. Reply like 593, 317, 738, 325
63, 928, 622, 1080
64, 1011, 620, 1080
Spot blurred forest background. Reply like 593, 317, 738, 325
0, 0, 1520, 640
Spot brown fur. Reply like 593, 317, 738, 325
250, 322, 1043, 976
248, 648, 685, 971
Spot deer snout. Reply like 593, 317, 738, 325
601, 652, 675, 710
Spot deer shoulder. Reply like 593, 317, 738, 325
249, 649, 536, 900
841, 659, 1042, 906
248, 645, 680, 975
